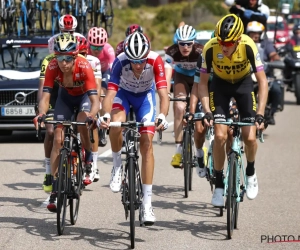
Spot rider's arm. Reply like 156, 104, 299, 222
247, 40, 268, 115
154, 55, 169, 116
164, 54, 174, 94
106, 44, 116, 70
102, 58, 121, 114
93, 57, 102, 100
197, 44, 213, 114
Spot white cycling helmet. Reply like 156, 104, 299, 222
174, 24, 196, 42
59, 14, 77, 31
123, 31, 150, 60
246, 21, 265, 41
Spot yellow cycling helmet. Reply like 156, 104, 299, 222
54, 33, 78, 55
215, 14, 244, 42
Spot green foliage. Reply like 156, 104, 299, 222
196, 22, 216, 30
196, 0, 228, 16
128, 0, 145, 8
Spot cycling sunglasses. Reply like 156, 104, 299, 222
217, 39, 236, 47
129, 58, 147, 64
56, 55, 74, 62
90, 45, 104, 51
178, 41, 194, 47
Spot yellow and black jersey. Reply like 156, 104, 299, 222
200, 34, 264, 84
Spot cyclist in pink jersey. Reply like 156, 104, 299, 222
87, 27, 115, 147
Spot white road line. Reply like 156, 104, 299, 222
97, 121, 174, 159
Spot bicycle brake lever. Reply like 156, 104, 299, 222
157, 118, 162, 145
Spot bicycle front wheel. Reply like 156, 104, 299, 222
226, 153, 237, 239
57, 149, 69, 235
128, 157, 136, 249
183, 129, 192, 198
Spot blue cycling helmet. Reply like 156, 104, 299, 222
174, 25, 196, 43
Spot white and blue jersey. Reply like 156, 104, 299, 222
107, 51, 167, 134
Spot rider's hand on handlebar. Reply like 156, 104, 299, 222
202, 112, 214, 127
85, 116, 98, 130
183, 112, 194, 125
155, 113, 168, 131
97, 113, 111, 129
33, 114, 46, 130
255, 114, 268, 130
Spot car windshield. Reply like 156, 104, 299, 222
0, 37, 50, 72
267, 22, 285, 31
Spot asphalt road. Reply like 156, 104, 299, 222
0, 91, 300, 250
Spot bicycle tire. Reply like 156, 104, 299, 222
188, 134, 193, 192
128, 157, 136, 249
103, 0, 113, 37
57, 149, 69, 235
226, 152, 237, 239
182, 128, 190, 198
70, 147, 82, 225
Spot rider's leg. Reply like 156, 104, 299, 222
171, 72, 188, 167
194, 120, 207, 178
43, 123, 54, 192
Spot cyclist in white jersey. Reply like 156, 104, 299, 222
48, 14, 85, 54
77, 36, 102, 184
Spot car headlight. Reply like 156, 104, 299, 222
294, 62, 300, 67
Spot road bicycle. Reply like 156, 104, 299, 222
93, 0, 113, 37
109, 120, 158, 249
206, 120, 264, 239
37, 110, 94, 235
50, 0, 60, 35
17, 0, 28, 36
0, 0, 17, 35
169, 97, 204, 198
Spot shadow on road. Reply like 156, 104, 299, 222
0, 131, 44, 143
0, 216, 135, 249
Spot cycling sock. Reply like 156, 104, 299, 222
196, 148, 204, 158
45, 158, 51, 174
215, 170, 224, 189
175, 144, 182, 154
112, 150, 122, 168
92, 152, 98, 170
142, 184, 152, 206
246, 161, 255, 176
85, 149, 93, 163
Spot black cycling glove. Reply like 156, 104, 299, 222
202, 112, 214, 126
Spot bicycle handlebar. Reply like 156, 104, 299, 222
169, 97, 188, 102
109, 121, 156, 127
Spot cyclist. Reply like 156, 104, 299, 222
246, 21, 283, 125
48, 14, 85, 54
38, 14, 84, 192
87, 27, 115, 146
165, 24, 206, 175
34, 33, 99, 212
98, 31, 169, 225
115, 24, 143, 56
77, 36, 102, 184
198, 14, 268, 206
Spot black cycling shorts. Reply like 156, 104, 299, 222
209, 75, 256, 123
54, 87, 91, 121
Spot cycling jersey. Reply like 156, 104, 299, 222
48, 32, 85, 54
43, 56, 97, 96
164, 44, 202, 77
108, 51, 167, 93
115, 40, 124, 56
40, 54, 56, 79
200, 34, 264, 84
88, 43, 115, 72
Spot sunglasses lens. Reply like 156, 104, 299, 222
56, 55, 73, 62
91, 45, 103, 51
218, 40, 235, 47
178, 42, 193, 47
129, 59, 147, 64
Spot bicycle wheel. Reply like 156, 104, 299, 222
226, 153, 237, 239
70, 148, 82, 225
57, 149, 69, 235
182, 129, 191, 198
103, 0, 113, 37
128, 157, 136, 249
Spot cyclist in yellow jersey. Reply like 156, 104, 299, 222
198, 14, 268, 207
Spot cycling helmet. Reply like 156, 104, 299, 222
125, 24, 143, 37
87, 27, 108, 46
77, 36, 88, 53
215, 14, 244, 42
123, 31, 150, 60
246, 21, 265, 40
53, 33, 78, 55
174, 25, 196, 42
59, 14, 77, 31
293, 23, 300, 35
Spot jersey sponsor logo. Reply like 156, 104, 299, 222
78, 60, 89, 68
48, 61, 58, 70
75, 73, 80, 78
216, 60, 247, 74
159, 72, 164, 77
255, 52, 261, 61
217, 53, 224, 59
209, 92, 215, 111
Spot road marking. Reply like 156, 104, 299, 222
97, 121, 174, 159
